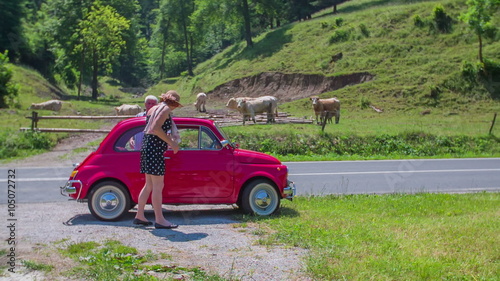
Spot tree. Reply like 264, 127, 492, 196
0, 0, 26, 60
459, 0, 500, 63
76, 2, 130, 100
159, 0, 196, 76
0, 51, 19, 108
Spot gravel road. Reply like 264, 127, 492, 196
1, 201, 309, 280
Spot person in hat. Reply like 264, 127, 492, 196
134, 90, 183, 229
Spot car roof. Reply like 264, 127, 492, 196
116, 116, 217, 128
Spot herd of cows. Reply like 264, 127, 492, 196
29, 94, 341, 125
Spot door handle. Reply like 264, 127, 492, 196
164, 157, 170, 160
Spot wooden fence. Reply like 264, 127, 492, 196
21, 111, 134, 133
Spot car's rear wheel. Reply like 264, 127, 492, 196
240, 179, 280, 216
88, 181, 130, 221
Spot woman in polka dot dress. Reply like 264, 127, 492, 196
134, 90, 183, 229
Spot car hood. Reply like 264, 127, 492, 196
234, 149, 281, 164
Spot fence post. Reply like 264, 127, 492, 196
31, 111, 38, 131
489, 113, 497, 135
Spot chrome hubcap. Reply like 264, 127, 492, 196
99, 192, 119, 211
254, 190, 271, 208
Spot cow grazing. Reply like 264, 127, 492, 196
236, 96, 278, 125
29, 100, 63, 111
310, 96, 341, 124
194, 92, 207, 112
115, 104, 142, 116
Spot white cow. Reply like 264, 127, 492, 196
115, 104, 142, 116
236, 96, 278, 125
194, 92, 207, 112
29, 100, 62, 111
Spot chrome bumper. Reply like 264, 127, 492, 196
283, 180, 296, 200
60, 180, 83, 199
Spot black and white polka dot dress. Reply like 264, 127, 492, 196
140, 113, 172, 176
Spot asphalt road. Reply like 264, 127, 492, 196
1, 158, 499, 204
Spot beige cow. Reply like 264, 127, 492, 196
194, 92, 207, 112
236, 96, 278, 125
115, 104, 142, 116
310, 96, 340, 124
29, 100, 63, 111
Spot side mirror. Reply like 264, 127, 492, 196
221, 140, 230, 148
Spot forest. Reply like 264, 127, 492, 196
1, 0, 346, 101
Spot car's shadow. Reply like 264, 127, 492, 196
63, 205, 299, 241
64, 206, 241, 242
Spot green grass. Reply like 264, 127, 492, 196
21, 260, 54, 272
243, 192, 500, 280
55, 240, 227, 280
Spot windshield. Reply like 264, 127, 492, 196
214, 122, 231, 143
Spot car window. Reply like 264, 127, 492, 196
115, 125, 145, 152
114, 125, 222, 152
176, 126, 222, 150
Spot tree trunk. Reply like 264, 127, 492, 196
91, 48, 99, 100
181, 17, 193, 76
242, 0, 253, 47
78, 46, 84, 101
160, 35, 167, 80
478, 33, 483, 64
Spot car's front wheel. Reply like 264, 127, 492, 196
240, 179, 280, 216
88, 181, 130, 221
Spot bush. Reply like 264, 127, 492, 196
461, 60, 477, 81
359, 96, 371, 109
413, 14, 425, 27
329, 29, 350, 44
0, 51, 19, 108
433, 4, 453, 33
229, 131, 500, 158
359, 24, 370, 37
0, 129, 56, 159
335, 18, 344, 27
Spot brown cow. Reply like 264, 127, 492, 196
310, 96, 341, 124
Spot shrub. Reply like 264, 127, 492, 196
461, 60, 477, 81
0, 129, 56, 159
433, 4, 452, 33
413, 14, 425, 27
359, 24, 370, 37
329, 29, 350, 44
335, 18, 344, 27
359, 96, 371, 109
0, 51, 19, 108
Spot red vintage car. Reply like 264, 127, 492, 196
60, 117, 295, 221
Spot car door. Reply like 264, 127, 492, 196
163, 125, 235, 201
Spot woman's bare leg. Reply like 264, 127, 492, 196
150, 174, 174, 226
135, 174, 153, 221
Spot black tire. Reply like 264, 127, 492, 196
240, 179, 280, 216
88, 181, 130, 221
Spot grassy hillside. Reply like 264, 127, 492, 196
156, 0, 499, 115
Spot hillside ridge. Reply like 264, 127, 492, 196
207, 71, 375, 102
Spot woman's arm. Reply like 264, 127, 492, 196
150, 107, 179, 154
